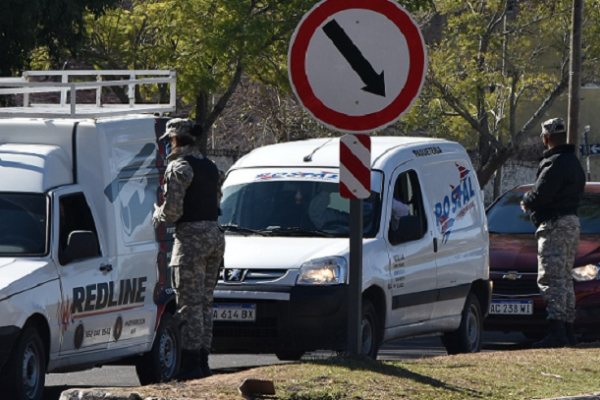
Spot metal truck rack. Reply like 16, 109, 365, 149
0, 70, 176, 118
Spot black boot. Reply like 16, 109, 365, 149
564, 322, 578, 347
177, 350, 204, 381
532, 319, 568, 349
200, 348, 212, 377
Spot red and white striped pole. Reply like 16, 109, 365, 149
340, 134, 371, 355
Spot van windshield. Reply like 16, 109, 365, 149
219, 181, 381, 238
0, 193, 48, 256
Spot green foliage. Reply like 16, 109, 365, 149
0, 0, 118, 76
402, 0, 600, 186
78, 0, 434, 138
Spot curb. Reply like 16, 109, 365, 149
59, 389, 201, 400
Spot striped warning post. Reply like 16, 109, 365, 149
340, 134, 371, 199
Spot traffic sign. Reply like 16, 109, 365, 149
580, 143, 600, 156
288, 0, 427, 133
340, 134, 371, 199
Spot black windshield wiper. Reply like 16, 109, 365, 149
221, 224, 267, 236
260, 227, 333, 237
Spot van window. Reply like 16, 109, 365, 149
388, 170, 427, 245
59, 193, 101, 264
0, 193, 48, 256
219, 180, 381, 238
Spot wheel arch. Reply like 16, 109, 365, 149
23, 313, 50, 368
470, 279, 492, 318
362, 284, 386, 342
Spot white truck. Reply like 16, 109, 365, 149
213, 137, 492, 360
0, 71, 180, 400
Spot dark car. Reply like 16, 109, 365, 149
484, 182, 600, 340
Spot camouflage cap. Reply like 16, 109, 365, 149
159, 118, 194, 141
540, 118, 567, 137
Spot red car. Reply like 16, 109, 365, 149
484, 182, 600, 340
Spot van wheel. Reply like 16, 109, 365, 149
361, 300, 381, 360
0, 327, 46, 400
136, 313, 181, 385
275, 350, 304, 361
441, 294, 482, 355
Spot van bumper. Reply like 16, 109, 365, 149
0, 326, 20, 370
212, 285, 348, 354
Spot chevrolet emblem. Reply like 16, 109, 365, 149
502, 271, 522, 280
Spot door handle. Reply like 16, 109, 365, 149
433, 238, 438, 253
100, 264, 113, 273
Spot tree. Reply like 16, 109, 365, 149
0, 0, 118, 77
78, 0, 433, 151
403, 0, 600, 187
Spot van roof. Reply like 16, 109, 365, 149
231, 136, 451, 170
0, 70, 175, 118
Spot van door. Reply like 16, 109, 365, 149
419, 158, 485, 319
54, 189, 113, 355
384, 168, 436, 327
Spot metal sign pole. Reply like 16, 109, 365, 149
347, 198, 363, 355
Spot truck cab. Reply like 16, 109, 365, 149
0, 71, 180, 400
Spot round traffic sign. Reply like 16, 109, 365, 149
288, 0, 427, 133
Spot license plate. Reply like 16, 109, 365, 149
213, 303, 256, 321
489, 300, 533, 315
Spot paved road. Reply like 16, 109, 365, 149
42, 332, 530, 400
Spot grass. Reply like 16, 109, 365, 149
136, 342, 600, 400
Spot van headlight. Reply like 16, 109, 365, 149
572, 264, 600, 281
296, 257, 348, 285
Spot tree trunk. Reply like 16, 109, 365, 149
476, 147, 514, 188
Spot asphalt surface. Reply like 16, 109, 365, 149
43, 332, 532, 400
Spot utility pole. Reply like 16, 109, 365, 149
567, 0, 583, 156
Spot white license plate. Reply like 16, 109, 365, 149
213, 303, 256, 321
489, 300, 533, 315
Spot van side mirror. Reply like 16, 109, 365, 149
63, 231, 99, 262
389, 215, 423, 245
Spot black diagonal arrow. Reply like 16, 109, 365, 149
322, 19, 386, 97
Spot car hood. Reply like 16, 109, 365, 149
489, 233, 600, 272
0, 258, 57, 301
224, 236, 352, 269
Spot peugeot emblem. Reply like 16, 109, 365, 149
225, 268, 248, 283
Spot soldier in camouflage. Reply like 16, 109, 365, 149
152, 118, 225, 379
520, 117, 585, 348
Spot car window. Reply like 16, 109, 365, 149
487, 191, 600, 234
0, 193, 48, 255
219, 180, 382, 238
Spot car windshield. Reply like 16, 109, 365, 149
0, 193, 48, 256
219, 180, 382, 238
487, 190, 600, 234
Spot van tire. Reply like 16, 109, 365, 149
361, 300, 381, 360
136, 313, 181, 385
275, 350, 304, 361
0, 327, 46, 400
441, 293, 482, 355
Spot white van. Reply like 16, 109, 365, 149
213, 137, 491, 360
0, 71, 181, 400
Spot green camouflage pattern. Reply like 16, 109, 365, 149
536, 214, 580, 322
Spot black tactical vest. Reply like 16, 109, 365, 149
177, 155, 219, 223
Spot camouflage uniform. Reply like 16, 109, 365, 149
522, 117, 585, 348
536, 214, 580, 322
152, 120, 225, 353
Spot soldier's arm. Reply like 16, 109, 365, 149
153, 160, 193, 225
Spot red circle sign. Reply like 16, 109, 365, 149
288, 0, 427, 133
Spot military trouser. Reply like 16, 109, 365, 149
535, 214, 580, 323
171, 220, 225, 352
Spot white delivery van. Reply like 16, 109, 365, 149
0, 71, 180, 400
213, 137, 491, 360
